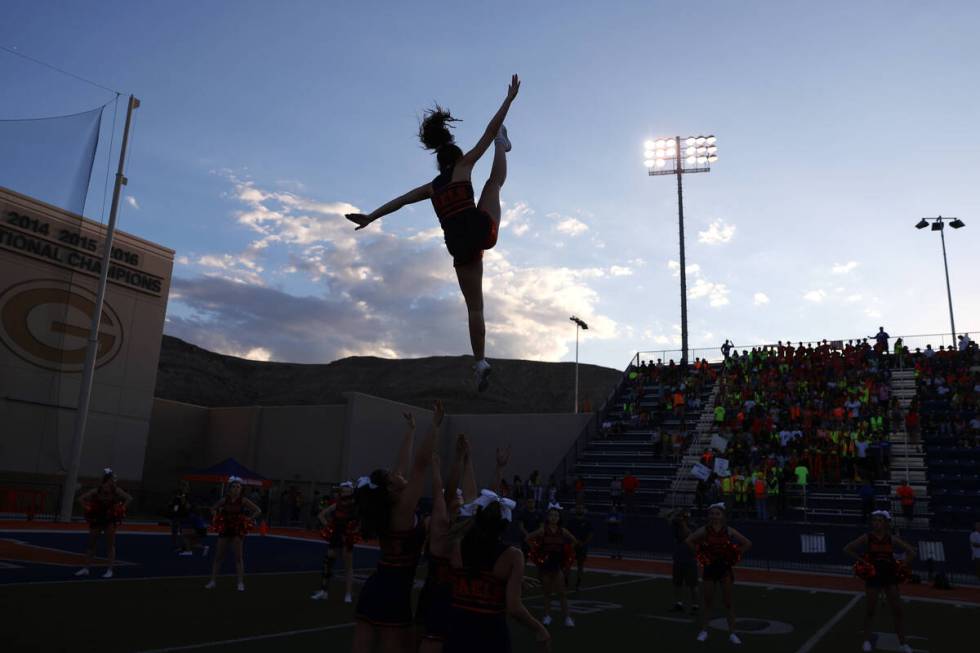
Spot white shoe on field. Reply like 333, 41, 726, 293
311, 590, 328, 600
696, 630, 708, 642
74, 568, 90, 577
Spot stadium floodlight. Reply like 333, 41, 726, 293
570, 316, 589, 413
641, 134, 720, 368
915, 216, 966, 347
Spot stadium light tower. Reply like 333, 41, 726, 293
915, 216, 965, 344
570, 316, 589, 413
643, 135, 718, 367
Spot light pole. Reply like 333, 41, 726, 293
644, 136, 718, 367
915, 216, 965, 345
570, 316, 588, 413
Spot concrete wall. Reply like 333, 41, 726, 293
136, 394, 589, 507
341, 392, 590, 489
253, 405, 346, 482
141, 398, 209, 492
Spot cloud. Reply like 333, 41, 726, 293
175, 255, 190, 265
831, 261, 859, 274
689, 278, 730, 307
697, 219, 735, 245
553, 216, 589, 236
667, 260, 727, 307
804, 289, 827, 302
501, 201, 533, 237
125, 195, 139, 209
753, 292, 770, 306
166, 178, 620, 363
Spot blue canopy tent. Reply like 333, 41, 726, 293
182, 458, 272, 489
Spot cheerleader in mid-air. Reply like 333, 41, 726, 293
352, 402, 444, 653
74, 468, 132, 579
526, 503, 580, 627
685, 503, 751, 646
844, 510, 916, 653
205, 476, 261, 591
312, 481, 360, 603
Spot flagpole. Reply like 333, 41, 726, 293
58, 95, 140, 521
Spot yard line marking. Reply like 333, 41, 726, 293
133, 622, 355, 652
795, 593, 862, 653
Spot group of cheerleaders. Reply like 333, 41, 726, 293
74, 411, 919, 652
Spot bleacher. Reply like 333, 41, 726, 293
917, 348, 980, 528
571, 359, 716, 515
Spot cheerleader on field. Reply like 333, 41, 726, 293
418, 436, 510, 652
442, 489, 550, 653
353, 402, 444, 653
312, 481, 359, 603
205, 476, 261, 591
526, 503, 580, 627
74, 468, 132, 579
685, 503, 751, 646
844, 510, 916, 653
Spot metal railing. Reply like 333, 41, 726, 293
631, 331, 975, 367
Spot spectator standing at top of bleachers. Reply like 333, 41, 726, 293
874, 327, 890, 354
721, 339, 733, 360
896, 480, 916, 526
958, 333, 972, 352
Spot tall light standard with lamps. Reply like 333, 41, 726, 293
915, 216, 965, 345
643, 135, 718, 367
570, 316, 588, 413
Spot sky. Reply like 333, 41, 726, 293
2, 1, 978, 371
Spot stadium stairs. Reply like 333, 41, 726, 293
572, 370, 715, 516
886, 369, 931, 528
660, 381, 721, 514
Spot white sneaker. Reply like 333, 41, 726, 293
101, 569, 113, 579
344, 593, 353, 604
178, 550, 193, 557
311, 590, 328, 600
898, 645, 912, 653
474, 359, 492, 392
564, 616, 575, 627
202, 545, 210, 557
696, 630, 708, 642
74, 568, 90, 577
237, 581, 245, 592
862, 642, 872, 652
205, 580, 216, 590
729, 633, 742, 645
542, 615, 552, 626
495, 125, 512, 152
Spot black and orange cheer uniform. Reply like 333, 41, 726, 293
701, 525, 736, 582
415, 542, 454, 641
431, 171, 498, 267
324, 495, 357, 551
444, 542, 511, 653
355, 521, 425, 627
537, 526, 570, 575
215, 497, 250, 538
84, 487, 124, 530
866, 532, 899, 588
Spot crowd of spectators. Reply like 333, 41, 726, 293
695, 338, 901, 519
